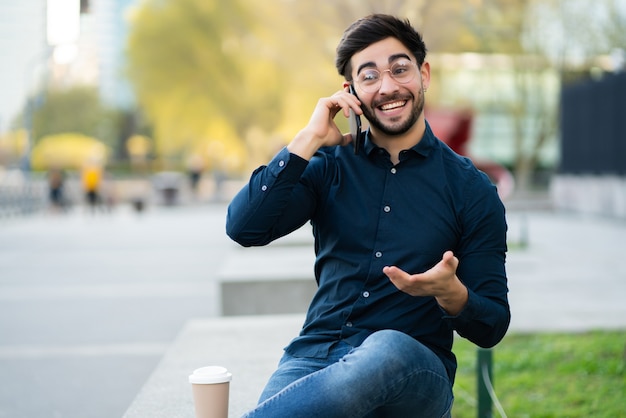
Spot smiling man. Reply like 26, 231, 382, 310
226, 14, 510, 418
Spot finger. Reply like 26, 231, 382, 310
383, 265, 408, 281
330, 91, 361, 118
441, 251, 459, 271
384, 265, 423, 296
383, 265, 402, 290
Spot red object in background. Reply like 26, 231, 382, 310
425, 107, 473, 156
425, 107, 514, 200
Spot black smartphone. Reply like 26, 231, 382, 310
348, 85, 363, 155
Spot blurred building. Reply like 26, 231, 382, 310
552, 72, 626, 219
84, 0, 137, 110
0, 3, 47, 134
427, 53, 561, 169
0, 0, 137, 137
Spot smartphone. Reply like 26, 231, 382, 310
348, 85, 363, 155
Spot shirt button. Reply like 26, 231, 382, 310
261, 185, 268, 191
346, 322, 353, 327
390, 168, 397, 174
383, 205, 391, 213
362, 291, 370, 298
278, 160, 285, 167
375, 251, 382, 258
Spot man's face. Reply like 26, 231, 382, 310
350, 37, 429, 136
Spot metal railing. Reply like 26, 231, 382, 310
477, 348, 507, 418
0, 175, 47, 219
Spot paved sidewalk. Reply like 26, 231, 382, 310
504, 210, 626, 332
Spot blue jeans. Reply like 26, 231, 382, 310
242, 330, 453, 418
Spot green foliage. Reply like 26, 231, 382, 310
29, 86, 123, 150
452, 331, 626, 418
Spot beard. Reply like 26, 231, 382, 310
362, 88, 425, 136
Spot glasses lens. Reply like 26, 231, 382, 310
390, 61, 416, 83
356, 61, 417, 93
357, 70, 380, 92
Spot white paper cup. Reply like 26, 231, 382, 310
189, 366, 232, 418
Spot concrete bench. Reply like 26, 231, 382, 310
218, 245, 317, 315
218, 225, 317, 316
123, 315, 305, 418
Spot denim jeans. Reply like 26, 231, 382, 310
242, 330, 453, 418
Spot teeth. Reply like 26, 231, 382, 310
380, 101, 406, 111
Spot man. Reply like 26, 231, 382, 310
226, 14, 510, 418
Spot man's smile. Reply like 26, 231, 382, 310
379, 100, 407, 111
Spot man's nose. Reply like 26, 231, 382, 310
378, 70, 400, 94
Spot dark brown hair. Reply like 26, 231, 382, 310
335, 14, 427, 81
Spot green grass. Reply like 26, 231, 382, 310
451, 330, 626, 418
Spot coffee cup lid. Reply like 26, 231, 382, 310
189, 366, 232, 384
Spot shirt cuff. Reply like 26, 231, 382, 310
441, 287, 480, 323
267, 147, 309, 182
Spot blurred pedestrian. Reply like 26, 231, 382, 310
47, 167, 67, 212
186, 154, 204, 198
81, 163, 102, 212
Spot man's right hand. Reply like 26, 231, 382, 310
287, 89, 362, 161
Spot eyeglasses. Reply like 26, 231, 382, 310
354, 60, 418, 93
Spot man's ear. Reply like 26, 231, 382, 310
420, 61, 431, 91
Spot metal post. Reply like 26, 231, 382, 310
477, 347, 493, 418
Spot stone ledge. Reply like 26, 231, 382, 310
123, 315, 305, 418
218, 245, 317, 316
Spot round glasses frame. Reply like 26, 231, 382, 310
354, 60, 419, 93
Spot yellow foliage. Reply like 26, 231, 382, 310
126, 134, 151, 157
30, 133, 109, 171
126, 0, 340, 172
188, 117, 247, 174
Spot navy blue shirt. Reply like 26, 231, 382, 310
226, 122, 510, 382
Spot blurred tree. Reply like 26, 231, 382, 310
125, 0, 447, 172
495, 0, 624, 190
459, 0, 548, 192
604, 0, 626, 50
127, 0, 281, 172
16, 86, 123, 153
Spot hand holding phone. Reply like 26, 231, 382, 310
348, 85, 363, 155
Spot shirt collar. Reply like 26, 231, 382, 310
363, 120, 437, 159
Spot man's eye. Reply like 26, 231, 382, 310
361, 71, 379, 82
392, 65, 409, 75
